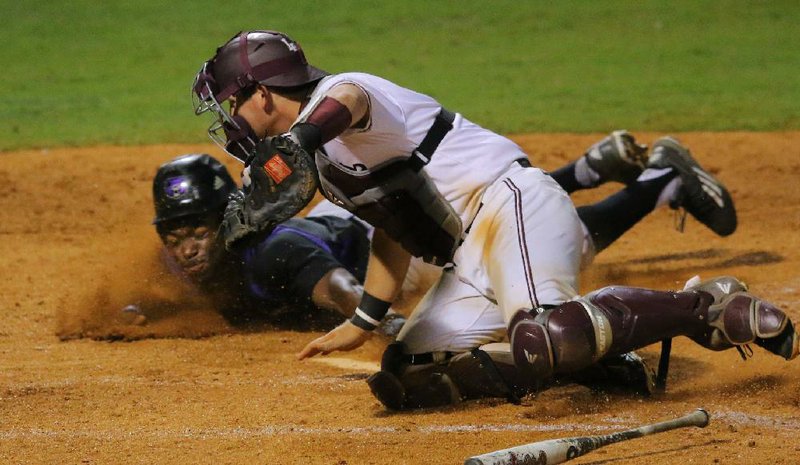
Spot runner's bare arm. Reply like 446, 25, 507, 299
297, 230, 411, 359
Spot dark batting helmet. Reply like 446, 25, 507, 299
152, 154, 237, 225
192, 31, 329, 161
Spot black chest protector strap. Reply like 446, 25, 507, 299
407, 108, 456, 171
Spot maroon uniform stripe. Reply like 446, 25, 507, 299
502, 178, 539, 308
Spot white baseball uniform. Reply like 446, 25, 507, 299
302, 73, 590, 354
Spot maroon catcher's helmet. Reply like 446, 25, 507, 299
192, 31, 328, 162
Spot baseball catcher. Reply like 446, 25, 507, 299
191, 30, 797, 410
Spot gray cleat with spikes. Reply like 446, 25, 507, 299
583, 130, 649, 185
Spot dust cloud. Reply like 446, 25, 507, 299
55, 235, 233, 342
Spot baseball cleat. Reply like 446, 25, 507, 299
583, 130, 649, 185
756, 320, 799, 361
601, 352, 657, 396
687, 276, 797, 360
367, 370, 406, 410
571, 352, 656, 397
647, 136, 737, 236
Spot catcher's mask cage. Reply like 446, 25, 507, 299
152, 153, 237, 226
192, 30, 328, 162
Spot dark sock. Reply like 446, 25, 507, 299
550, 162, 582, 194
577, 171, 677, 253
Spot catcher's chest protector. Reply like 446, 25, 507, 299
315, 153, 462, 266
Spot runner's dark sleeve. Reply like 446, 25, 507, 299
245, 217, 369, 306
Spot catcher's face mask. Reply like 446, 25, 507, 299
192, 62, 259, 163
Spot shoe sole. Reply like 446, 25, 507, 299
585, 130, 648, 185
612, 130, 649, 168
788, 325, 799, 360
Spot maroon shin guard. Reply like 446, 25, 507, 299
510, 279, 796, 380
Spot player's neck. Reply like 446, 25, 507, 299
270, 94, 304, 134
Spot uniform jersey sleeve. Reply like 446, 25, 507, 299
301, 73, 406, 136
248, 229, 345, 306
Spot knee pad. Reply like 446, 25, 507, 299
509, 311, 554, 379
510, 301, 613, 379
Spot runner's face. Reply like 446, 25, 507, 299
162, 224, 218, 281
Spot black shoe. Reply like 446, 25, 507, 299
367, 370, 406, 410
595, 352, 656, 396
647, 136, 737, 236
566, 352, 656, 396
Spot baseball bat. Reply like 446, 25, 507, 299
464, 408, 710, 465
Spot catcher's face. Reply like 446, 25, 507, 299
161, 224, 221, 282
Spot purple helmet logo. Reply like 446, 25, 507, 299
164, 176, 191, 199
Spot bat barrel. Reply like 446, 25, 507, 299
464, 409, 710, 465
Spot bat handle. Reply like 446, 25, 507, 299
638, 408, 710, 437
689, 408, 710, 428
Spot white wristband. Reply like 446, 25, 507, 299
354, 308, 382, 328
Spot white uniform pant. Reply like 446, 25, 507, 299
397, 164, 586, 353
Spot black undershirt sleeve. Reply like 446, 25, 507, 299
249, 228, 344, 307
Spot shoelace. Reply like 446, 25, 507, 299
673, 208, 687, 233
736, 343, 754, 361
667, 185, 689, 232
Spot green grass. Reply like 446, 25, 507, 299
1, 0, 799, 150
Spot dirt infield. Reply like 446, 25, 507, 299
1, 132, 799, 464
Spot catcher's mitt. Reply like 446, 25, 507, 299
220, 134, 319, 249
